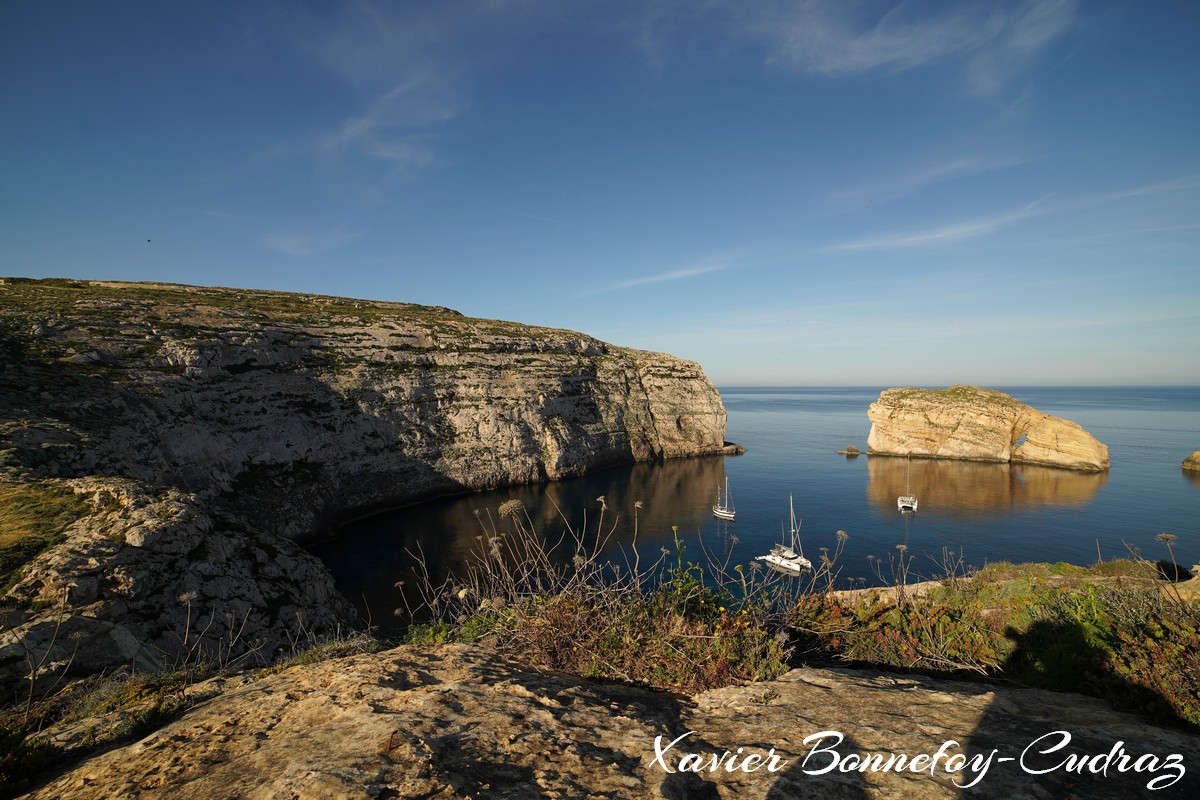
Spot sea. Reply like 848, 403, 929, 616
310, 387, 1200, 631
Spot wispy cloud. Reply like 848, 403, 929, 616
967, 0, 1077, 94
830, 172, 1200, 252
1076, 174, 1200, 208
830, 198, 1050, 251
262, 228, 364, 256
830, 153, 1031, 206
731, 0, 1077, 95
317, 72, 456, 170
747, 1, 1001, 77
274, 2, 478, 178
586, 255, 736, 294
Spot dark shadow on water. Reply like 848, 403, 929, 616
310, 455, 734, 634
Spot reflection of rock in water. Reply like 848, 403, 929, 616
1184, 467, 1200, 491
333, 455, 733, 628
866, 456, 1106, 519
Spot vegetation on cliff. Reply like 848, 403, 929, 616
398, 501, 1200, 731
0, 483, 89, 593
2, 505, 1197, 795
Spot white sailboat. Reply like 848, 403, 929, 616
755, 494, 812, 575
897, 458, 918, 513
712, 476, 736, 521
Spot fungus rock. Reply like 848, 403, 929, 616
867, 386, 1109, 471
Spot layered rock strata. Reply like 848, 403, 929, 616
28, 643, 1200, 799
0, 279, 728, 683
867, 386, 1109, 471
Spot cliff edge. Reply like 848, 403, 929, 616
0, 278, 728, 681
866, 385, 1109, 471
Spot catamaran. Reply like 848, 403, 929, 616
897, 457, 918, 512
755, 494, 812, 575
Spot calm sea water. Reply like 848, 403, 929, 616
311, 387, 1200, 630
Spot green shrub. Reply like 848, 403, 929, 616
0, 727, 60, 799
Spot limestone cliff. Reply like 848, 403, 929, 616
1184, 451, 1200, 472
0, 278, 728, 682
867, 385, 1109, 471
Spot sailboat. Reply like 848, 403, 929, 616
755, 494, 812, 575
712, 476, 736, 521
897, 457, 918, 513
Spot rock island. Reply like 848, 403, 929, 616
866, 385, 1109, 471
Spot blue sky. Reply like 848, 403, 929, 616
3, 1, 1198, 385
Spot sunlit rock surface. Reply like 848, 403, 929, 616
867, 386, 1109, 472
28, 644, 1200, 799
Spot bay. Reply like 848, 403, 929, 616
311, 386, 1200, 631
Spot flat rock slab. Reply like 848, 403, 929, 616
25, 644, 1199, 799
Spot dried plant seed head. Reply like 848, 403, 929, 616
498, 499, 524, 519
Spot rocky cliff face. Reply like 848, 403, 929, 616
0, 278, 728, 681
867, 386, 1109, 471
1184, 451, 1200, 472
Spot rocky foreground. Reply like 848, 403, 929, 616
867, 386, 1110, 471
26, 644, 1199, 799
